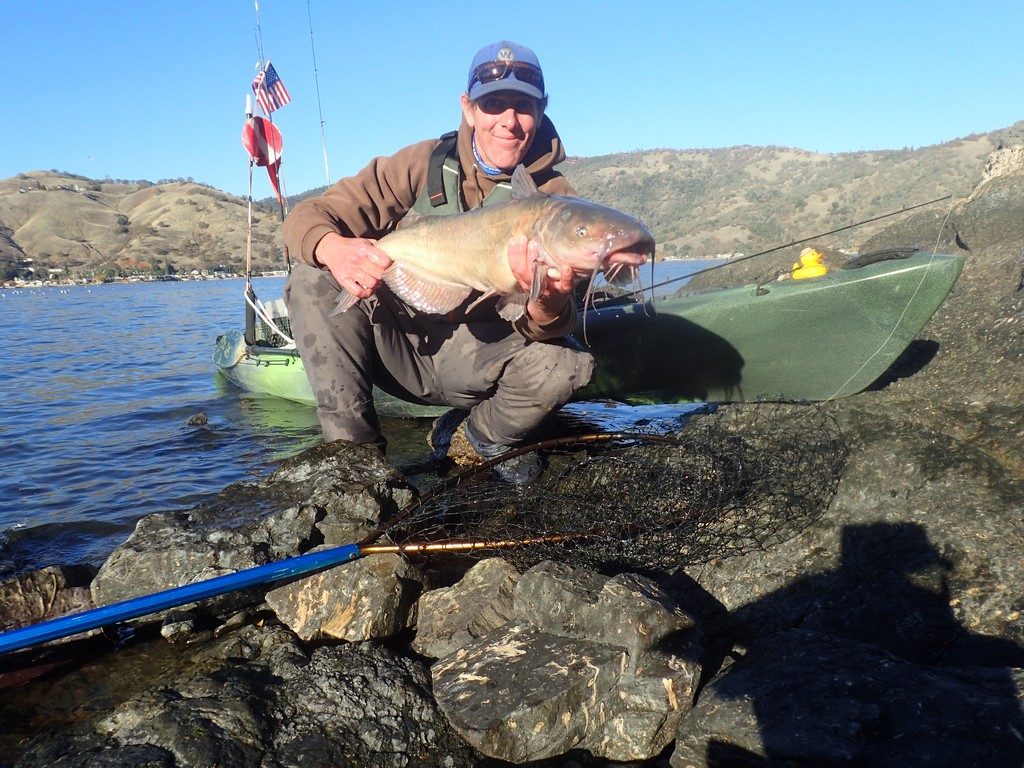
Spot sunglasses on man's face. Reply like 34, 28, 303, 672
476, 93, 540, 116
470, 60, 544, 93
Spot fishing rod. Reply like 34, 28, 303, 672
600, 193, 953, 306
306, 0, 331, 186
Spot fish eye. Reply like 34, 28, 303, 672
576, 226, 588, 238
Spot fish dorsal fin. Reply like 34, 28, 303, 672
511, 164, 542, 200
383, 264, 473, 315
396, 209, 426, 229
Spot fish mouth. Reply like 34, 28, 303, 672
595, 228, 655, 270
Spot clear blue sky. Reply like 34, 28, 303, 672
6, 1, 1023, 199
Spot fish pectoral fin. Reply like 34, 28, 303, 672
383, 265, 473, 314
330, 290, 358, 317
495, 293, 528, 321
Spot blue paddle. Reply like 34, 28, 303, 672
0, 543, 362, 656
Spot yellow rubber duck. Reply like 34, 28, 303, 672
792, 248, 828, 280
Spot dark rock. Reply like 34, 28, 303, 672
412, 557, 520, 659
272, 641, 476, 767
265, 551, 423, 641
158, 610, 198, 645
671, 629, 1024, 767
90, 442, 413, 627
12, 624, 477, 768
14, 737, 176, 768
678, 403, 1024, 667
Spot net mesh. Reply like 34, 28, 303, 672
375, 403, 847, 574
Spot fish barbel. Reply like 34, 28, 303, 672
330, 164, 655, 320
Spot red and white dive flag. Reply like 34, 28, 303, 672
251, 61, 292, 114
242, 116, 285, 205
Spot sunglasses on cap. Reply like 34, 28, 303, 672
470, 60, 545, 92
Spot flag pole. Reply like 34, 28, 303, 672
244, 94, 258, 346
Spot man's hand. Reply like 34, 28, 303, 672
507, 235, 574, 326
314, 232, 393, 300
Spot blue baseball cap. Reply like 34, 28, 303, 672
467, 40, 546, 102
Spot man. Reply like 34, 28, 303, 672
283, 40, 645, 483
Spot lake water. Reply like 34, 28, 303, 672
0, 260, 720, 577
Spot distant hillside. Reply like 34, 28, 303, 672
5, 121, 1024, 279
563, 121, 1024, 258
0, 171, 283, 280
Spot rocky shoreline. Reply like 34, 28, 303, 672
1, 152, 1022, 767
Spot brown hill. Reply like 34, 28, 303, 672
0, 171, 283, 280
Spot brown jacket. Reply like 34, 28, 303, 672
282, 115, 577, 338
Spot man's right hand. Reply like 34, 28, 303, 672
314, 232, 393, 300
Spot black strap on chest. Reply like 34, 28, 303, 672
427, 130, 459, 208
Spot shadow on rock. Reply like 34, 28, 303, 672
671, 521, 1024, 767
866, 339, 940, 391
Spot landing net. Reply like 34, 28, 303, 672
373, 403, 847, 574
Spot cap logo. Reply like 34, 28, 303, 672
496, 47, 515, 62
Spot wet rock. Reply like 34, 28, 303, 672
265, 551, 423, 642
13, 738, 176, 767
158, 610, 197, 645
13, 624, 477, 768
0, 564, 95, 636
89, 442, 413, 627
670, 629, 1024, 767
412, 557, 520, 659
272, 641, 476, 767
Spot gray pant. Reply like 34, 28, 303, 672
284, 263, 594, 451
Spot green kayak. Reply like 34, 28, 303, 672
214, 250, 964, 415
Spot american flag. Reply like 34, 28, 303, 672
252, 61, 292, 114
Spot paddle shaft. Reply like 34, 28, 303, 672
0, 543, 362, 656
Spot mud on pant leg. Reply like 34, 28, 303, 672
440, 332, 595, 447
283, 263, 384, 448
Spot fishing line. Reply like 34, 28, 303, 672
594, 194, 953, 307
818, 196, 960, 403
306, 0, 331, 186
